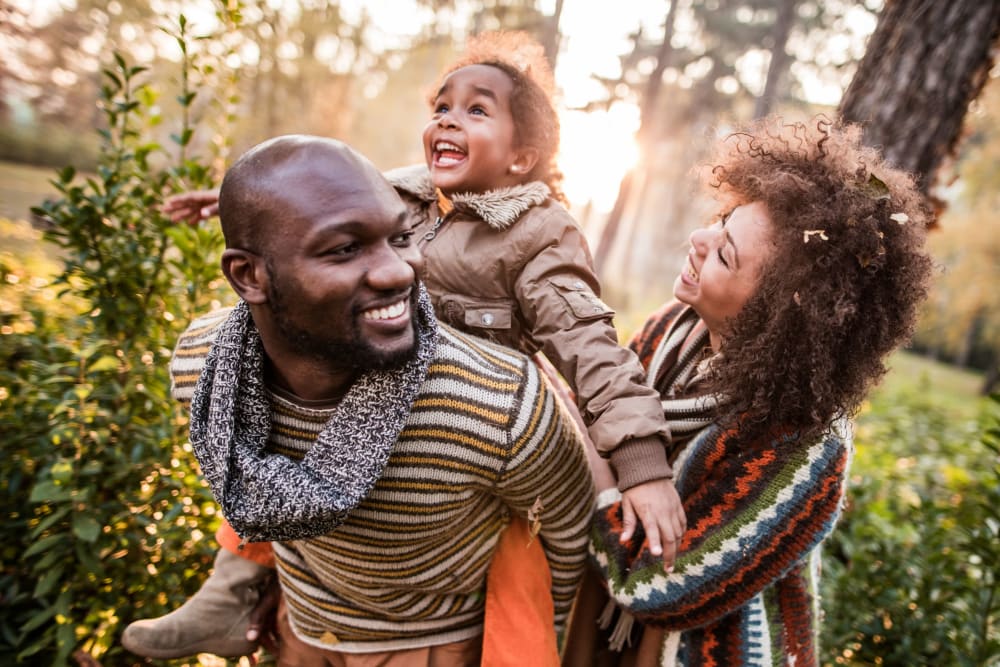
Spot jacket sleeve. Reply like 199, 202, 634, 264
512, 205, 673, 488
493, 359, 595, 629
589, 425, 850, 630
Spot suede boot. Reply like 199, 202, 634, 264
122, 548, 271, 659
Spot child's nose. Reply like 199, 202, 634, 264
437, 112, 458, 129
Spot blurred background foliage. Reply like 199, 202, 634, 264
0, 0, 998, 665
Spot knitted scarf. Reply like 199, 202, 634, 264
188, 285, 439, 543
645, 305, 721, 462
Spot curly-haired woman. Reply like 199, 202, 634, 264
564, 117, 934, 667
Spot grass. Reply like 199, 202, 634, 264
874, 348, 986, 420
0, 160, 61, 223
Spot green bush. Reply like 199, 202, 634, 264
821, 376, 1000, 666
0, 19, 236, 666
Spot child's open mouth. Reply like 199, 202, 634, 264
433, 140, 466, 166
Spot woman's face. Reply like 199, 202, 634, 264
674, 201, 774, 347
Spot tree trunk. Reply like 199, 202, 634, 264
541, 0, 565, 69
838, 0, 1000, 195
594, 0, 679, 278
753, 0, 797, 119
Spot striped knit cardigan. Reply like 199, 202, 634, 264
171, 309, 594, 653
589, 301, 852, 667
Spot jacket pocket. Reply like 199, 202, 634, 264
549, 277, 615, 321
438, 295, 518, 342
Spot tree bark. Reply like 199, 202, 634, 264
838, 0, 1000, 194
753, 0, 797, 119
541, 0, 565, 69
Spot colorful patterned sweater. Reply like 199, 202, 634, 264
171, 309, 594, 653
589, 301, 852, 666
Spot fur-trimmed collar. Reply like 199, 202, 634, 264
385, 164, 551, 231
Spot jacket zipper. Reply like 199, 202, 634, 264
422, 215, 445, 242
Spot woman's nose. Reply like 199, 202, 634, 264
689, 227, 712, 252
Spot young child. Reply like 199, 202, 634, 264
127, 32, 684, 663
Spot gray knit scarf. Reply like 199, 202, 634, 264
188, 285, 438, 543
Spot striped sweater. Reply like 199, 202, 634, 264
589, 301, 851, 667
171, 309, 594, 653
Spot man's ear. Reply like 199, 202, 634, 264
509, 147, 539, 177
221, 249, 268, 304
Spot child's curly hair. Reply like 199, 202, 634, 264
434, 31, 566, 204
704, 117, 934, 447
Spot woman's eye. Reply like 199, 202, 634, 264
716, 248, 730, 269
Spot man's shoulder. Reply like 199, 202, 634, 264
432, 323, 534, 381
170, 307, 233, 401
427, 324, 546, 406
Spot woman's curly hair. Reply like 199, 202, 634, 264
704, 116, 934, 447
431, 31, 566, 204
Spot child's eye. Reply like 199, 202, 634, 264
433, 103, 449, 114
469, 105, 487, 116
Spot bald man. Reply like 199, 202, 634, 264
122, 136, 593, 665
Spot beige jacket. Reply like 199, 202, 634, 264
387, 165, 671, 488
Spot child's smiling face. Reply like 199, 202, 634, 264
423, 64, 538, 197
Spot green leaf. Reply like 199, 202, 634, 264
22, 533, 66, 560
33, 565, 64, 597
28, 480, 72, 504
18, 605, 55, 636
31, 505, 72, 538
87, 355, 120, 373
72, 515, 102, 543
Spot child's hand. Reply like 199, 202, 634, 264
162, 189, 220, 225
620, 478, 686, 570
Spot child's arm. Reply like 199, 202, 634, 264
511, 207, 685, 561
162, 189, 221, 225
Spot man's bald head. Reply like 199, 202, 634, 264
218, 135, 390, 253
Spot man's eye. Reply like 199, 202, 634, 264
391, 231, 415, 246
328, 242, 360, 257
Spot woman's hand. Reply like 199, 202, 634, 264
162, 189, 221, 225
620, 479, 686, 570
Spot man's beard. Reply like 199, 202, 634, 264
267, 274, 419, 372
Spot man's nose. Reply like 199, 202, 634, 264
367, 244, 418, 291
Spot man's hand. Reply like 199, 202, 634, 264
162, 189, 221, 225
620, 478, 686, 570
246, 575, 281, 657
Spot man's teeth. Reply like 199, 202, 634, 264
363, 300, 407, 321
